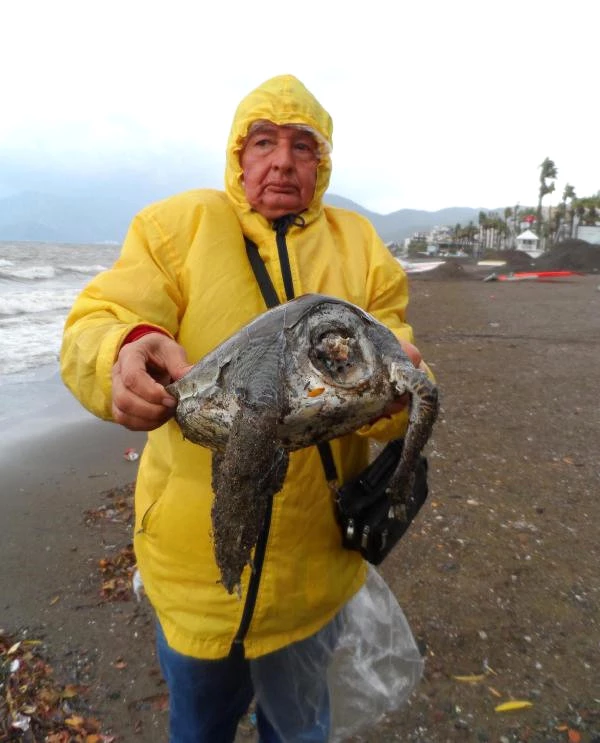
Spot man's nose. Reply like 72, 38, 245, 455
271, 141, 295, 170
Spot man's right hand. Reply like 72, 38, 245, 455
111, 333, 193, 431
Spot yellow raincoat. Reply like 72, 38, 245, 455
61, 75, 415, 659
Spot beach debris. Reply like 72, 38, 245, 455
166, 294, 439, 595
123, 447, 139, 461
128, 692, 169, 713
1, 629, 111, 741
83, 484, 138, 604
494, 700, 533, 713
452, 673, 487, 683
132, 568, 145, 601
555, 729, 583, 743
98, 544, 136, 602
84, 482, 134, 525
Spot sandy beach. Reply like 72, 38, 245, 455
2, 268, 599, 742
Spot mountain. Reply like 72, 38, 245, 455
324, 194, 485, 243
0, 186, 486, 244
0, 189, 152, 243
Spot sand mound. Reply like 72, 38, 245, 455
411, 240, 600, 280
414, 260, 477, 280
534, 239, 600, 272
481, 249, 535, 272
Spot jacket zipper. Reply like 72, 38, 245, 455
229, 215, 298, 657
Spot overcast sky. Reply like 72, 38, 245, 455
1, 0, 597, 214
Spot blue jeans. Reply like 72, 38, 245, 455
155, 615, 342, 743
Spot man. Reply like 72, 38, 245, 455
61, 74, 423, 742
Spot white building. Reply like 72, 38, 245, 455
516, 229, 543, 258
577, 225, 600, 245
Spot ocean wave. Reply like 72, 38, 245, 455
0, 265, 58, 281
0, 264, 109, 283
0, 314, 65, 377
0, 349, 60, 378
60, 264, 110, 276
0, 243, 121, 382
0, 289, 78, 316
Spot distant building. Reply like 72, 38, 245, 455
385, 241, 403, 256
403, 232, 428, 252
516, 229, 542, 258
576, 225, 600, 245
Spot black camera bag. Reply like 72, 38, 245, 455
333, 439, 429, 564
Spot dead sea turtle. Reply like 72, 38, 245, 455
166, 294, 439, 594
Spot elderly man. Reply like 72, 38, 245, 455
61, 75, 422, 743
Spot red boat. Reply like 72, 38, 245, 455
484, 270, 580, 282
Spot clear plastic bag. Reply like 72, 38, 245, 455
329, 566, 424, 741
251, 565, 423, 741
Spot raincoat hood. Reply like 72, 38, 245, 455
225, 75, 333, 225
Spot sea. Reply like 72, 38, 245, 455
0, 241, 122, 438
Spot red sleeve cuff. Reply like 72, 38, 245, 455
123, 325, 171, 346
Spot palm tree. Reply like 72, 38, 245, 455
572, 194, 600, 235
465, 221, 478, 253
584, 205, 598, 226
496, 219, 508, 250
574, 201, 587, 235
536, 158, 558, 247
512, 203, 521, 249
560, 184, 576, 239
551, 204, 564, 243
503, 206, 514, 250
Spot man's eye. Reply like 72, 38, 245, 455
294, 141, 318, 158
254, 138, 273, 148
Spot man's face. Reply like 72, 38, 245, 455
240, 123, 319, 220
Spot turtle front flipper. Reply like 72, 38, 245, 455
211, 406, 289, 596
387, 364, 439, 512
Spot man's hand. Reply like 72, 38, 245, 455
111, 333, 193, 431
399, 339, 423, 369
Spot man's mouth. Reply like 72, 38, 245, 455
265, 183, 297, 194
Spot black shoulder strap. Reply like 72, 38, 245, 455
244, 235, 339, 485
244, 237, 280, 309
315, 439, 338, 483
274, 220, 295, 302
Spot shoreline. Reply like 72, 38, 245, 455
1, 415, 147, 613
0, 365, 145, 461
1, 369, 147, 635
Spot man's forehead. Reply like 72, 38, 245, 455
247, 121, 317, 140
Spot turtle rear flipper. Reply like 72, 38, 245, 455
211, 406, 288, 595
